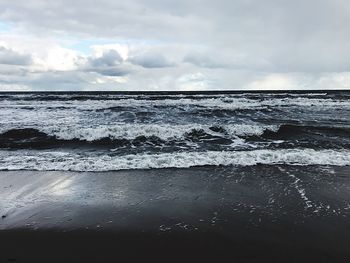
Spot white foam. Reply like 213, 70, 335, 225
224, 124, 278, 136
1, 96, 349, 112
45, 124, 278, 141
0, 123, 279, 141
75, 97, 350, 111
43, 124, 211, 141
0, 96, 348, 138
1, 149, 349, 171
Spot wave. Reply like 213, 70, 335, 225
1, 91, 348, 101
0, 149, 349, 171
65, 97, 350, 111
42, 123, 346, 142
1, 123, 349, 149
0, 128, 170, 149
0, 124, 278, 149
260, 124, 350, 140
1, 96, 349, 112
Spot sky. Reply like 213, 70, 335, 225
0, 0, 350, 91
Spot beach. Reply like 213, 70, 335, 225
1, 0, 350, 260
1, 165, 350, 262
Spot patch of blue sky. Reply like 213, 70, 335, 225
0, 21, 12, 32
64, 38, 163, 54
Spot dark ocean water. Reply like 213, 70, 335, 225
0, 91, 349, 171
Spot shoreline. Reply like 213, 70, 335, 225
1, 165, 350, 262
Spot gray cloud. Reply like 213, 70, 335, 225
128, 52, 175, 68
0, 0, 350, 90
89, 50, 123, 67
0, 46, 32, 66
1, 0, 350, 73
84, 49, 130, 76
183, 52, 226, 69
24, 71, 90, 91
90, 67, 129, 77
183, 51, 241, 69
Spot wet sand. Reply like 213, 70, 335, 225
1, 165, 350, 262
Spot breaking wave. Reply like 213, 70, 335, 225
1, 96, 349, 112
0, 149, 349, 171
1, 123, 349, 149
0, 124, 278, 149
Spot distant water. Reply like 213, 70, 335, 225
0, 91, 349, 171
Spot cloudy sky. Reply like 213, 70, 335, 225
0, 0, 350, 91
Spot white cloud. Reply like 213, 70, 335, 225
0, 83, 31, 91
35, 45, 81, 71
177, 72, 210, 91
317, 73, 350, 90
244, 74, 301, 90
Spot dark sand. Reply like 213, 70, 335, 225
1, 165, 350, 262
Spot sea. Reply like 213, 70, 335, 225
0, 91, 349, 171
